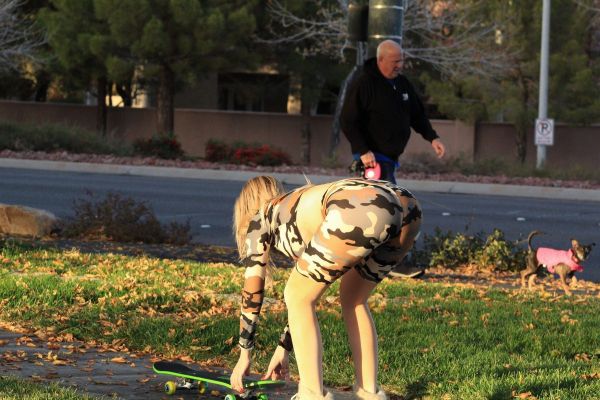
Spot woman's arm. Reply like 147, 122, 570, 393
231, 214, 271, 392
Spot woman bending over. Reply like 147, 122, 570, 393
229, 176, 422, 400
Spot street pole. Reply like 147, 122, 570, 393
536, 0, 551, 169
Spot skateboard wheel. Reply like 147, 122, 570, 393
257, 394, 268, 400
164, 381, 177, 395
224, 394, 237, 400
198, 381, 206, 394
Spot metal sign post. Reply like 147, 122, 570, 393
536, 0, 551, 169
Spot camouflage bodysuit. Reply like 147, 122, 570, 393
238, 178, 422, 350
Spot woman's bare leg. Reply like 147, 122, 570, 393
342, 194, 421, 394
284, 268, 329, 395
340, 268, 379, 393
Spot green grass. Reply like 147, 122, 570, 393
455, 158, 600, 182
0, 376, 98, 400
403, 155, 600, 183
1, 240, 599, 399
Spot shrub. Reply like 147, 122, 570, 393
61, 191, 191, 245
133, 133, 184, 159
414, 228, 527, 272
474, 229, 527, 271
0, 119, 131, 155
204, 139, 291, 166
232, 144, 291, 166
205, 139, 233, 162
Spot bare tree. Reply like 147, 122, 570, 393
261, 0, 349, 59
261, 0, 513, 78
0, 0, 45, 71
571, 0, 600, 12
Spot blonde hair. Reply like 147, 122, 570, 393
233, 176, 284, 259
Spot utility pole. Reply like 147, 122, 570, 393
536, 0, 551, 169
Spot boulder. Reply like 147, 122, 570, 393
0, 204, 58, 237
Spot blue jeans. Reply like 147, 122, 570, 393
379, 160, 397, 184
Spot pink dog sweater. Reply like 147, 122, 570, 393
536, 247, 584, 273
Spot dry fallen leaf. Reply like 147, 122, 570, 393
190, 345, 211, 351
581, 373, 600, 380
110, 356, 128, 364
512, 391, 537, 399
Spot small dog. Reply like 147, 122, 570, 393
520, 231, 595, 295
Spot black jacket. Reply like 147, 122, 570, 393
340, 58, 439, 160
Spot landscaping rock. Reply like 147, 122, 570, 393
0, 204, 58, 237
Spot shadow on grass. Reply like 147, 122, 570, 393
489, 378, 580, 400
1, 237, 245, 265
390, 378, 429, 400
491, 362, 589, 400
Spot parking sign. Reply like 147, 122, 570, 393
535, 118, 554, 146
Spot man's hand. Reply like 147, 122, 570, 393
262, 345, 289, 381
431, 139, 446, 159
360, 151, 376, 168
230, 348, 251, 393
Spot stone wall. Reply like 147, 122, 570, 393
0, 100, 598, 168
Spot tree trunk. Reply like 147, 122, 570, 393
300, 102, 311, 165
299, 73, 325, 166
329, 64, 361, 157
329, 42, 365, 158
96, 76, 107, 137
33, 71, 50, 102
515, 74, 530, 163
514, 116, 528, 163
115, 81, 133, 107
157, 65, 175, 135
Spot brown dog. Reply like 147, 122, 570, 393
520, 231, 595, 295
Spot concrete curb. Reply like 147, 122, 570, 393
2, 157, 599, 202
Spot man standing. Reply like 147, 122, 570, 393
340, 40, 445, 278
341, 40, 445, 184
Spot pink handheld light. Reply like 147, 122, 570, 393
364, 162, 381, 180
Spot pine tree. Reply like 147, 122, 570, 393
94, 0, 257, 135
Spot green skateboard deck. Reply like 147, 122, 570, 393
153, 361, 285, 399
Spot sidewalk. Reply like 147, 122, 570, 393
1, 157, 599, 202
0, 327, 355, 400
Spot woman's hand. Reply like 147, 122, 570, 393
230, 348, 251, 393
262, 345, 289, 381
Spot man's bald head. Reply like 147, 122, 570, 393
376, 40, 404, 79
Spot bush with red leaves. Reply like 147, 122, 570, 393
205, 140, 291, 166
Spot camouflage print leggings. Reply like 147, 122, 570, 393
295, 180, 421, 284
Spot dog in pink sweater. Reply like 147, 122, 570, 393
520, 231, 594, 295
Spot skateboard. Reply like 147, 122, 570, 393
153, 361, 285, 399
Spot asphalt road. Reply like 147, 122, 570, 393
1, 167, 599, 282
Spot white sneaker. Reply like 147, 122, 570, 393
388, 265, 425, 279
291, 385, 335, 400
353, 385, 387, 400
